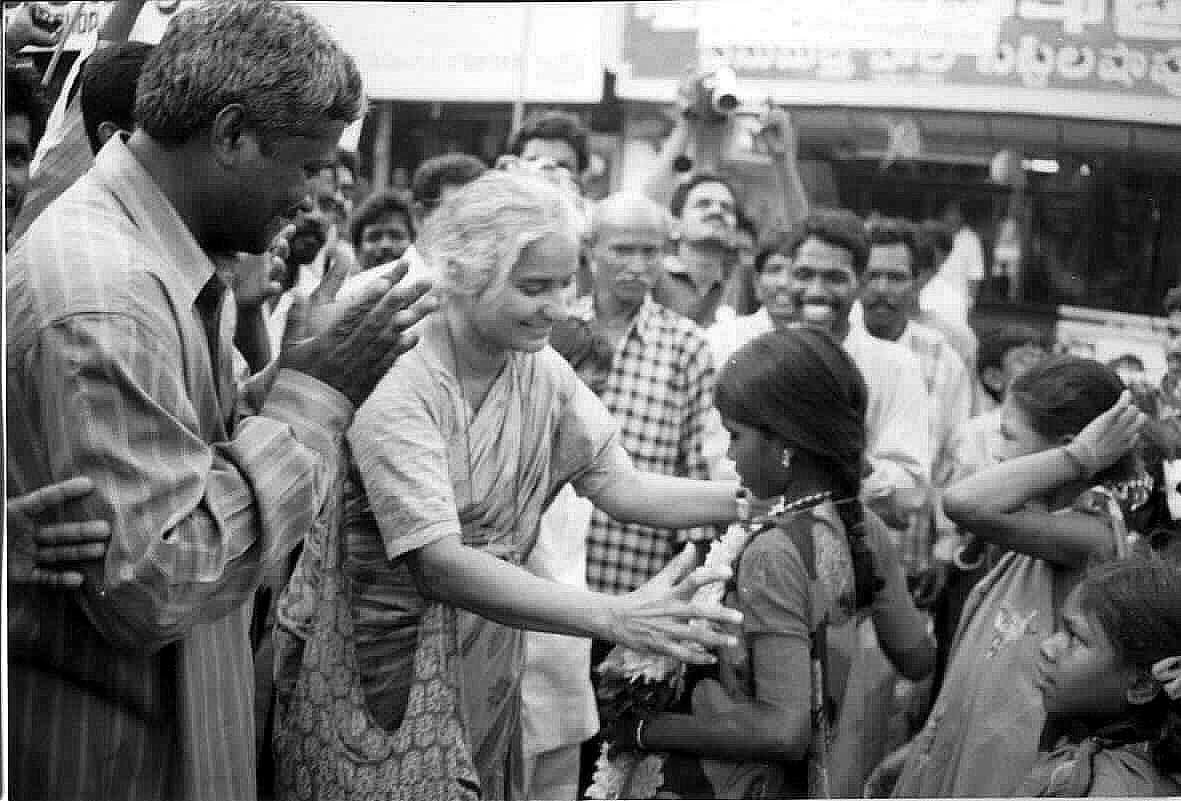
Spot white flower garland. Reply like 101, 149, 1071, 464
585, 517, 758, 799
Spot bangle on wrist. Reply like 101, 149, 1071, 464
952, 545, 985, 572
635, 716, 649, 751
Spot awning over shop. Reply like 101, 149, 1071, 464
782, 107, 1181, 169
617, 1, 1181, 127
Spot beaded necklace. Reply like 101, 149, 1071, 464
765, 490, 836, 519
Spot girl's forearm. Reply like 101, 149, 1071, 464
644, 703, 808, 763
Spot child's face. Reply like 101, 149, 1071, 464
1035, 589, 1133, 727
998, 397, 1056, 461
723, 418, 791, 500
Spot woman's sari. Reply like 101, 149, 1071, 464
325, 343, 625, 800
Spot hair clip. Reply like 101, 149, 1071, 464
1152, 656, 1181, 700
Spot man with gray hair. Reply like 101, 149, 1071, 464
6, 2, 434, 799
582, 193, 716, 595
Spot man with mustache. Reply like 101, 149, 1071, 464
350, 190, 415, 271
708, 209, 930, 532
654, 172, 740, 327
582, 192, 717, 596
6, 3, 436, 797
572, 192, 718, 796
857, 216, 972, 577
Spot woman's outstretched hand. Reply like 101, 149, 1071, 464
608, 545, 743, 665
1064, 390, 1146, 478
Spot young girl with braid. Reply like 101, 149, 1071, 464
1019, 557, 1181, 796
627, 326, 935, 798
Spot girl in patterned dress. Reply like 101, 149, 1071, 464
879, 356, 1150, 797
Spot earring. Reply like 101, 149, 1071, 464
781, 448, 792, 468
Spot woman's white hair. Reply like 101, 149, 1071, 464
417, 170, 581, 300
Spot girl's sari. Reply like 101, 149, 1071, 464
891, 480, 1144, 798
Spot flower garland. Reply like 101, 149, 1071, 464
586, 490, 832, 800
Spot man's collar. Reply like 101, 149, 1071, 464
92, 134, 216, 308
665, 253, 724, 291
585, 293, 660, 344
631, 294, 660, 343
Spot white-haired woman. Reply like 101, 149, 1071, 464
273, 171, 745, 801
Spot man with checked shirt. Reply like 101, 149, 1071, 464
581, 192, 717, 597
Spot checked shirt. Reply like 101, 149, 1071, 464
585, 296, 716, 595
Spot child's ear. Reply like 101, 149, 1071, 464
1127, 669, 1161, 705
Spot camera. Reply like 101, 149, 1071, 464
680, 67, 742, 121
29, 4, 64, 33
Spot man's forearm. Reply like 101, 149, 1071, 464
770, 152, 809, 229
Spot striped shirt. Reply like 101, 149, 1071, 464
6, 135, 352, 801
586, 296, 716, 595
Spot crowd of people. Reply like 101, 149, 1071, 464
6, 2, 1181, 800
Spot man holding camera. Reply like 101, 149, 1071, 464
654, 171, 740, 328
641, 68, 811, 328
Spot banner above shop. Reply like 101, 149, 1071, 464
5, 2, 607, 104
297, 2, 605, 103
618, 0, 1181, 126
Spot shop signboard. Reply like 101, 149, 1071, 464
618, 0, 1181, 125
296, 2, 605, 103
4, 2, 607, 103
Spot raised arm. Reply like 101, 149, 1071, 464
35, 309, 351, 652
943, 391, 1145, 568
32, 261, 433, 652
638, 116, 693, 207
758, 106, 810, 230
